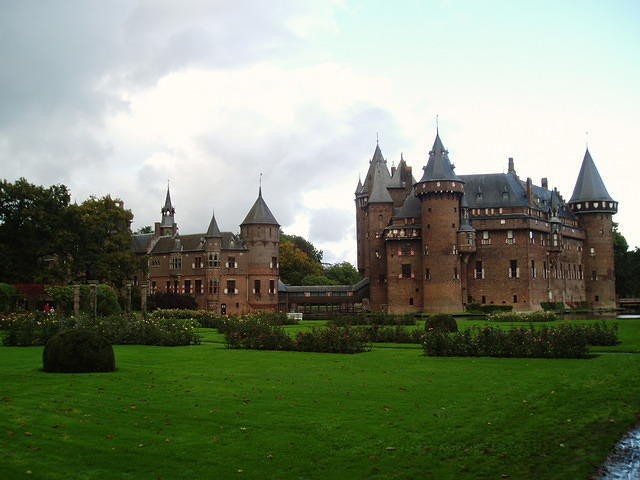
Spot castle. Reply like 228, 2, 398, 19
132, 187, 280, 315
355, 132, 617, 313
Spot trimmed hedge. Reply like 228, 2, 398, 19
466, 303, 513, 313
149, 292, 197, 310
224, 314, 370, 353
422, 322, 618, 358
425, 314, 458, 332
43, 329, 115, 373
540, 301, 565, 311
487, 311, 558, 322
327, 313, 416, 326
356, 325, 424, 344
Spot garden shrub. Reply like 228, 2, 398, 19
1, 312, 200, 346
294, 326, 370, 354
46, 285, 121, 316
357, 325, 424, 343
421, 322, 617, 358
148, 292, 198, 310
466, 303, 513, 313
0, 283, 18, 312
425, 314, 458, 332
487, 311, 558, 322
43, 329, 115, 373
328, 313, 415, 326
540, 301, 565, 311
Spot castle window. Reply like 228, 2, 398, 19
425, 268, 431, 280
474, 261, 485, 279
467, 233, 474, 245
579, 265, 583, 280
401, 264, 412, 279
589, 247, 595, 256
227, 256, 238, 268
184, 280, 192, 295
591, 270, 598, 281
151, 281, 157, 293
595, 295, 599, 302
509, 260, 519, 279
207, 252, 220, 267
269, 280, 276, 295
453, 207, 457, 213
453, 267, 459, 280
225, 280, 237, 295
506, 230, 515, 244
174, 280, 179, 293
194, 257, 202, 269
375, 249, 381, 259
529, 231, 534, 244
543, 261, 548, 279
424, 244, 429, 255
166, 281, 171, 292
513, 295, 518, 303
452, 244, 458, 255
150, 258, 160, 267
270, 256, 278, 269
195, 279, 202, 294
531, 260, 536, 279
254, 280, 261, 294
481, 231, 491, 245
378, 274, 386, 284
170, 255, 182, 270
409, 297, 414, 306
499, 208, 503, 214
481, 295, 486, 304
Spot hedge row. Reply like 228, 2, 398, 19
422, 322, 618, 358
327, 313, 416, 326
487, 311, 559, 322
1, 312, 200, 346
224, 314, 370, 353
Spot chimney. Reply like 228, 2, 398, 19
541, 177, 548, 189
508, 157, 516, 175
526, 177, 533, 205
391, 165, 396, 176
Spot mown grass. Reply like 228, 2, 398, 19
1, 319, 639, 479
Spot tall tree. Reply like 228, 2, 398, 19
324, 261, 362, 285
0, 178, 72, 283
278, 240, 323, 285
280, 232, 323, 263
69, 196, 136, 287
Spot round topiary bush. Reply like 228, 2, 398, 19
425, 314, 458, 332
43, 329, 115, 373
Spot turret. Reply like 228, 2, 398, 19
154, 185, 178, 237
241, 187, 280, 310
568, 148, 617, 308
415, 132, 464, 313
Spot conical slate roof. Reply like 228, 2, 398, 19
241, 188, 279, 225
569, 149, 613, 203
419, 133, 461, 183
162, 186, 174, 213
362, 142, 391, 194
206, 210, 222, 237
367, 160, 393, 203
355, 178, 363, 195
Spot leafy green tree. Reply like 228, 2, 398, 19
278, 240, 323, 285
280, 232, 323, 263
0, 178, 73, 283
613, 224, 640, 297
69, 196, 136, 287
135, 225, 153, 234
300, 274, 338, 286
324, 262, 362, 285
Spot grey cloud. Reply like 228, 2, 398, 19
308, 208, 353, 243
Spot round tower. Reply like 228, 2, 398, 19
240, 187, 280, 311
415, 133, 464, 313
567, 149, 617, 308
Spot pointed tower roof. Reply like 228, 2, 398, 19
367, 159, 394, 203
419, 133, 461, 183
569, 149, 614, 203
162, 185, 174, 214
355, 177, 363, 195
206, 209, 222, 237
362, 142, 391, 194
241, 188, 279, 225
458, 194, 475, 232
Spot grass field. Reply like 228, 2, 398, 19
1, 317, 639, 479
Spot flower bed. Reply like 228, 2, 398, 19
487, 311, 559, 322
422, 322, 618, 358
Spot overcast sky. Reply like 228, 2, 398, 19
2, 0, 639, 263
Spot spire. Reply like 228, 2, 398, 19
569, 148, 614, 203
206, 209, 222, 237
162, 184, 175, 215
367, 156, 393, 203
371, 142, 385, 164
355, 177, 363, 195
362, 142, 391, 194
241, 187, 279, 225
419, 132, 461, 183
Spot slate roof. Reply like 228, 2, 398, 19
569, 149, 614, 203
393, 188, 421, 218
419, 133, 461, 182
368, 160, 394, 203
362, 143, 391, 194
459, 173, 526, 208
206, 210, 222, 237
131, 233, 154, 254
148, 231, 246, 254
241, 188, 279, 225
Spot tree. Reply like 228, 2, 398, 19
135, 225, 153, 234
613, 224, 640, 298
69, 196, 137, 287
278, 241, 323, 285
0, 178, 73, 283
300, 274, 339, 286
324, 262, 362, 285
280, 232, 323, 263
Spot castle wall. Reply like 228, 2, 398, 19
579, 213, 616, 308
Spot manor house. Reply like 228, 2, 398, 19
132, 187, 280, 315
355, 132, 617, 313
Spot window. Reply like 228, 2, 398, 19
195, 279, 202, 294
453, 267, 459, 280
425, 268, 431, 280
150, 258, 160, 267
579, 265, 583, 280
207, 252, 220, 267
529, 231, 534, 244
531, 260, 536, 279
590, 247, 596, 256
474, 261, 485, 279
553, 234, 559, 247
227, 256, 237, 268
184, 280, 192, 295
595, 295, 600, 302
409, 297, 414, 305
170, 255, 182, 269
194, 257, 202, 268
270, 256, 278, 269
452, 244, 458, 255
543, 261, 549, 279
509, 260, 519, 278
254, 279, 261, 294
401, 244, 412, 256
591, 270, 598, 281
213, 278, 219, 293
166, 281, 171, 292
174, 280, 179, 293
269, 280, 276, 295
481, 231, 491, 245
513, 295, 518, 303
506, 230, 515, 244
481, 295, 486, 304
225, 280, 237, 295
401, 264, 412, 279
378, 274, 386, 284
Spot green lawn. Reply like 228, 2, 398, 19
1, 319, 639, 479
